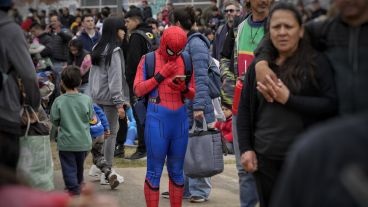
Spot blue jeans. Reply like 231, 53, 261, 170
59, 151, 87, 195
233, 115, 259, 207
184, 176, 212, 199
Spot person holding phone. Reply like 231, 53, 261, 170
134, 26, 195, 207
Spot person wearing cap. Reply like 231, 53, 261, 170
124, 9, 155, 160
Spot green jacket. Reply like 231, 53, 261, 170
51, 93, 93, 151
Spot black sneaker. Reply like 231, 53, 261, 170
126, 151, 146, 160
161, 191, 170, 199
190, 196, 206, 203
114, 145, 125, 158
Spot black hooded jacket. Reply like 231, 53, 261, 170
126, 23, 153, 99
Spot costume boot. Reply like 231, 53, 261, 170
169, 178, 184, 207
144, 179, 159, 207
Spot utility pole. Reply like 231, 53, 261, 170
117, 0, 123, 16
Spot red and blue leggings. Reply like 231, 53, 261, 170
144, 103, 188, 207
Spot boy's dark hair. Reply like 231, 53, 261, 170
146, 17, 158, 27
221, 100, 232, 110
125, 8, 143, 22
81, 14, 94, 22
61, 66, 82, 89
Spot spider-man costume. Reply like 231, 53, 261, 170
134, 26, 195, 207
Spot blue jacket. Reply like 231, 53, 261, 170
77, 30, 101, 52
90, 104, 110, 138
185, 32, 215, 125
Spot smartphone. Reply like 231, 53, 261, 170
173, 75, 186, 84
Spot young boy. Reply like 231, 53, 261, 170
215, 102, 234, 154
90, 103, 120, 189
50, 66, 93, 195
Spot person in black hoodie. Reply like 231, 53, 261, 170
237, 3, 337, 207
67, 39, 91, 94
124, 9, 155, 160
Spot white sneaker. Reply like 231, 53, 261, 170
100, 173, 109, 185
108, 173, 119, 189
111, 169, 124, 183
89, 165, 102, 178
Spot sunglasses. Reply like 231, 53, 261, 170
224, 9, 238, 13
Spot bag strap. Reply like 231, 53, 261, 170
144, 51, 156, 79
181, 51, 193, 87
190, 118, 208, 133
131, 30, 154, 50
23, 105, 41, 137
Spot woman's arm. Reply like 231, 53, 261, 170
284, 55, 337, 116
107, 50, 127, 107
189, 38, 210, 112
80, 54, 92, 76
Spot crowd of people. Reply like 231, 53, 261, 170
0, 0, 368, 206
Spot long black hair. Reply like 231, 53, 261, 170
267, 2, 318, 93
91, 17, 126, 66
169, 6, 196, 31
67, 39, 85, 64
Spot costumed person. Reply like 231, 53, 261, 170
134, 26, 195, 207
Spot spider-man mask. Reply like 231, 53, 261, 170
158, 26, 187, 61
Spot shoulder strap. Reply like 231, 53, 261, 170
144, 51, 156, 79
131, 30, 153, 48
181, 51, 192, 86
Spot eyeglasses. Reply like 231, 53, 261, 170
224, 9, 238, 13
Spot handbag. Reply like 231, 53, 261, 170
184, 119, 224, 178
17, 106, 54, 191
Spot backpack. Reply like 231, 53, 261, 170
134, 51, 193, 123
208, 57, 221, 99
131, 30, 158, 51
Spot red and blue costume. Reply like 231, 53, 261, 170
134, 26, 195, 207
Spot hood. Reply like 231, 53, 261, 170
135, 22, 153, 33
188, 32, 210, 49
157, 26, 187, 61
0, 11, 13, 27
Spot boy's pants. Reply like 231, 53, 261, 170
59, 151, 87, 195
92, 136, 111, 177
